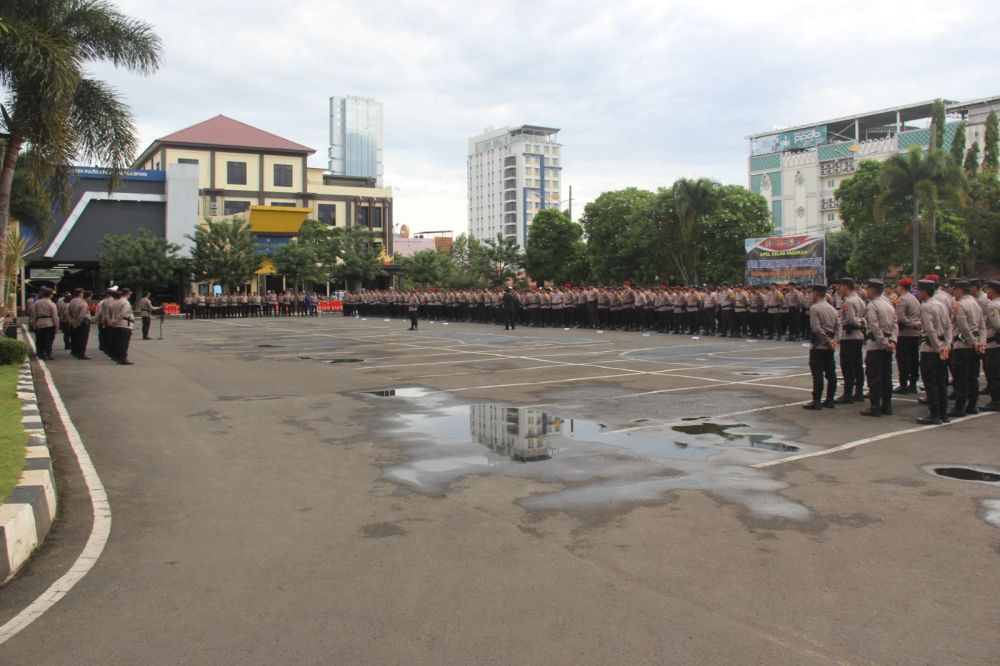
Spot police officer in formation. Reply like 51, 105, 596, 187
28, 287, 59, 360
29, 286, 139, 366
802, 284, 841, 410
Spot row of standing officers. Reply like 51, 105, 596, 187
805, 276, 999, 424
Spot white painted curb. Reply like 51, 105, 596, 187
0, 355, 56, 583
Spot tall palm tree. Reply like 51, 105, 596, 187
670, 177, 719, 284
875, 147, 964, 278
0, 0, 162, 302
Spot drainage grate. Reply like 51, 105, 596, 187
933, 467, 1000, 483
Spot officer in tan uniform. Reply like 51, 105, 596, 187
948, 279, 986, 417
110, 288, 136, 365
66, 288, 93, 360
834, 278, 866, 404
916, 280, 952, 424
860, 279, 898, 417
893, 278, 921, 393
803, 284, 841, 410
981, 280, 1000, 411
29, 287, 59, 360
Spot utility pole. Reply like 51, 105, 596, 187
568, 185, 573, 219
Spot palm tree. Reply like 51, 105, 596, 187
670, 177, 720, 284
875, 147, 963, 278
0, 0, 162, 302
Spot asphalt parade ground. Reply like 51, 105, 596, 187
1, 315, 998, 664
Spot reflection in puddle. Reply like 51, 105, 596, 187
373, 389, 813, 520
672, 423, 798, 452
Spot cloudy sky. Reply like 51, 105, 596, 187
99, 0, 999, 233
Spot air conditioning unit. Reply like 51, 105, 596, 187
209, 201, 218, 215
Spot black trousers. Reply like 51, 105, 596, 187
61, 323, 72, 349
839, 339, 864, 397
114, 328, 133, 362
896, 336, 920, 387
950, 347, 979, 411
983, 347, 999, 404
503, 309, 517, 330
34, 327, 56, 358
865, 349, 893, 411
809, 348, 836, 402
409, 311, 418, 329
920, 352, 948, 418
71, 320, 91, 357
142, 316, 152, 339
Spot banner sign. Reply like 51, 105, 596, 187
74, 166, 166, 182
745, 234, 826, 285
751, 125, 828, 155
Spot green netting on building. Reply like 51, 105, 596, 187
942, 122, 960, 151
818, 143, 854, 161
750, 154, 781, 171
898, 128, 931, 149
771, 200, 783, 226
750, 174, 764, 194
768, 172, 782, 196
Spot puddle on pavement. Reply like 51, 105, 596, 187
672, 423, 798, 452
931, 466, 1000, 483
373, 388, 813, 520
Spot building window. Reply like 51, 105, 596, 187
827, 213, 835, 222
318, 204, 336, 226
227, 161, 247, 185
223, 200, 250, 216
274, 164, 293, 187
178, 158, 199, 165
828, 179, 835, 188
270, 202, 296, 207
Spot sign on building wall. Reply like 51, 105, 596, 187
751, 126, 828, 155
745, 234, 826, 285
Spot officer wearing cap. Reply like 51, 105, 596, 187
981, 279, 1000, 411
66, 288, 93, 360
803, 284, 841, 410
110, 287, 136, 365
893, 278, 921, 394
916, 280, 952, 424
29, 287, 59, 360
949, 279, 986, 416
835, 278, 866, 404
861, 279, 898, 417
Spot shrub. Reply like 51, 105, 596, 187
0, 338, 29, 365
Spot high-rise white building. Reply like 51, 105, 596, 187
329, 95, 384, 186
746, 94, 1000, 236
467, 125, 562, 250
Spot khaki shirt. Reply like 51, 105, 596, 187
809, 300, 841, 350
30, 298, 59, 330
986, 298, 1000, 349
919, 299, 952, 354
840, 294, 866, 341
952, 294, 986, 349
895, 291, 921, 337
66, 298, 91, 328
109, 298, 135, 329
865, 295, 898, 352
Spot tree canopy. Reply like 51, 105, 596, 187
480, 233, 524, 284
98, 229, 182, 295
524, 209, 588, 284
397, 249, 453, 287
187, 218, 262, 291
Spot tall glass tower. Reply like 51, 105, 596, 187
329, 96, 384, 186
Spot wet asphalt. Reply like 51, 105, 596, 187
1, 315, 998, 664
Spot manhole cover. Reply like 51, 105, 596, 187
739, 372, 763, 376
932, 467, 1000, 483
326, 358, 363, 364
257, 344, 282, 348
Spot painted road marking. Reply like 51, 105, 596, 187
0, 335, 112, 646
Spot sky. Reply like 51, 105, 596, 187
98, 0, 1000, 235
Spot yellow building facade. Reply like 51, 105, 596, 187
133, 115, 393, 291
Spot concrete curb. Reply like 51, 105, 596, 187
0, 351, 57, 584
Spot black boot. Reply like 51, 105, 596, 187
834, 394, 854, 405
859, 405, 882, 417
802, 401, 823, 411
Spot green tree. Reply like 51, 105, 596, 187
524, 209, 588, 284
875, 147, 963, 277
0, 0, 162, 304
823, 230, 855, 282
447, 233, 489, 287
188, 218, 262, 291
837, 161, 909, 277
696, 185, 771, 284
930, 98, 947, 150
984, 110, 999, 172
397, 249, 452, 287
98, 229, 182, 297
480, 233, 524, 284
581, 188, 657, 284
950, 121, 967, 166
331, 226, 384, 291
964, 170, 1000, 272
964, 142, 980, 176
665, 177, 721, 284
273, 241, 325, 290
